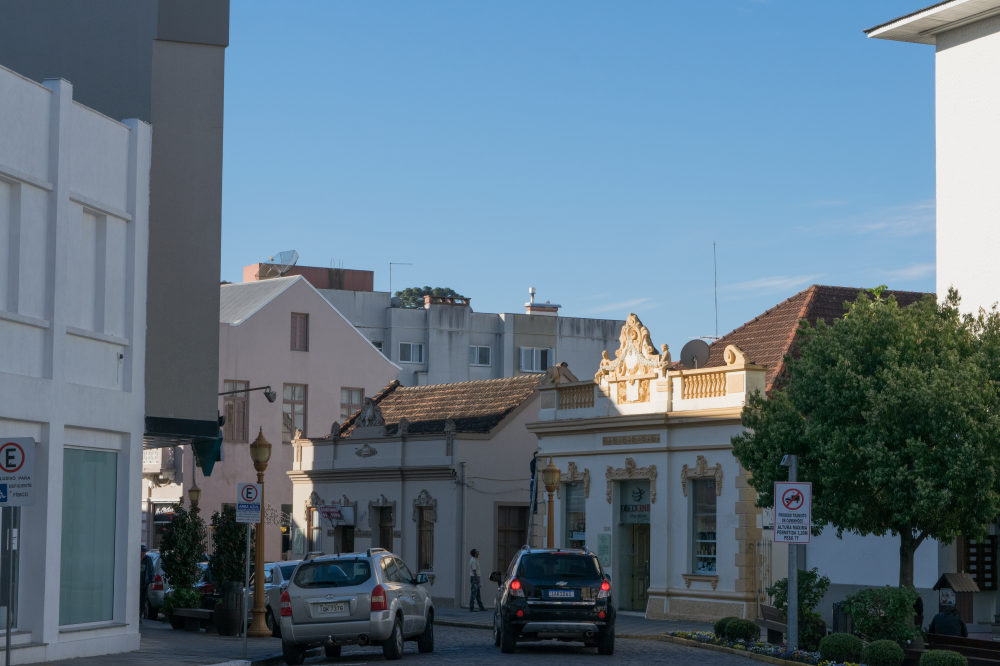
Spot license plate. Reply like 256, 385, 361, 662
319, 603, 346, 614
547, 590, 574, 598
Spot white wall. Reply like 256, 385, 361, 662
0, 66, 150, 663
936, 16, 1000, 313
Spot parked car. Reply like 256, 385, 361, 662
145, 550, 166, 620
489, 547, 616, 655
194, 562, 221, 609
278, 548, 433, 664
252, 560, 302, 638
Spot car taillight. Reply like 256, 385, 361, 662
152, 574, 164, 591
598, 580, 610, 599
371, 585, 387, 612
280, 590, 292, 617
510, 578, 524, 598
201, 583, 215, 595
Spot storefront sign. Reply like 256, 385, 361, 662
773, 482, 811, 543
597, 533, 611, 566
236, 483, 262, 523
0, 438, 34, 507
619, 480, 650, 524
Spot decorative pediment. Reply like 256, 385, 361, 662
412, 489, 437, 523
605, 457, 658, 504
538, 362, 581, 389
556, 461, 591, 499
595, 313, 670, 385
304, 490, 325, 520
355, 443, 378, 458
681, 455, 723, 497
356, 398, 385, 427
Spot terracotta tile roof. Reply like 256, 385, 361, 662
695, 285, 930, 394
339, 374, 542, 437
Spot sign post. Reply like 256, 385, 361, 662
775, 464, 811, 651
0, 438, 34, 666
236, 483, 261, 659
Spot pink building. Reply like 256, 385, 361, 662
150, 275, 399, 560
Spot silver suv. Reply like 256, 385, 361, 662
279, 548, 433, 663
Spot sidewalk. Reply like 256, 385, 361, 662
435, 606, 713, 635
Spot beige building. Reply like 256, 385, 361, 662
290, 375, 541, 608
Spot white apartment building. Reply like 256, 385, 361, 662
867, 0, 1000, 314
0, 66, 151, 662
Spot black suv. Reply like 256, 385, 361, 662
489, 547, 615, 655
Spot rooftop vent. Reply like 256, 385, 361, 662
525, 287, 561, 316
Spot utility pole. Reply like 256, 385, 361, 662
784, 454, 799, 650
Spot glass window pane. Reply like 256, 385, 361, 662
565, 482, 586, 548
60, 449, 117, 625
283, 385, 293, 400
352, 390, 361, 403
340, 406, 350, 420
341, 389, 349, 403
415, 345, 423, 363
400, 343, 411, 362
295, 386, 305, 400
479, 346, 491, 366
692, 479, 717, 574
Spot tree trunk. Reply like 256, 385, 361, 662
899, 529, 928, 589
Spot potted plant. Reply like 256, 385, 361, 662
158, 500, 207, 630
208, 504, 254, 636
767, 567, 831, 651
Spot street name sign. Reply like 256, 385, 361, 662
774, 481, 811, 544
236, 483, 262, 523
0, 438, 34, 507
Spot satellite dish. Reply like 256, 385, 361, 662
681, 339, 711, 369
257, 250, 299, 279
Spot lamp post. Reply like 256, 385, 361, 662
542, 458, 561, 548
187, 480, 201, 509
248, 427, 272, 638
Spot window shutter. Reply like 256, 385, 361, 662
301, 314, 309, 351
519, 347, 526, 371
224, 401, 235, 440
235, 398, 247, 442
290, 314, 298, 350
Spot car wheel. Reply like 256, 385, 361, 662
493, 609, 502, 647
597, 628, 615, 655
382, 615, 404, 660
417, 611, 434, 653
266, 608, 280, 638
499, 614, 517, 654
325, 645, 342, 658
282, 642, 307, 666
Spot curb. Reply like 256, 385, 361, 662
618, 633, 810, 666
206, 646, 322, 666
436, 620, 492, 630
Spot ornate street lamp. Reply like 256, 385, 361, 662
542, 458, 561, 548
187, 480, 201, 509
247, 427, 273, 638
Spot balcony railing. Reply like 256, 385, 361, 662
682, 371, 728, 400
558, 384, 595, 410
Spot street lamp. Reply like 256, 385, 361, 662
187, 480, 201, 509
247, 427, 273, 638
542, 458, 561, 548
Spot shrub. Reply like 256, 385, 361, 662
920, 651, 968, 666
208, 504, 254, 587
819, 632, 863, 663
714, 616, 740, 639
862, 639, 905, 666
725, 618, 761, 642
767, 568, 831, 651
158, 501, 206, 617
161, 587, 201, 620
842, 586, 919, 645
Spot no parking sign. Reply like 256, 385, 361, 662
774, 482, 810, 543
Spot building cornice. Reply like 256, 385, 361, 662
288, 465, 455, 484
525, 407, 743, 437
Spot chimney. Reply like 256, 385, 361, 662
525, 288, 561, 316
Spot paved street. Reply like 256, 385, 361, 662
38, 616, 736, 666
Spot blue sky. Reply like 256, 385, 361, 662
221, 1, 935, 351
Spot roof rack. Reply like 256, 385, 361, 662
304, 551, 325, 561
366, 548, 388, 557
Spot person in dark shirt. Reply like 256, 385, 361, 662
929, 606, 968, 637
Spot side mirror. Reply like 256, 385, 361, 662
488, 571, 502, 583
415, 574, 428, 585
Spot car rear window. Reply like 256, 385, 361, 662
293, 560, 372, 588
279, 565, 297, 580
517, 554, 602, 580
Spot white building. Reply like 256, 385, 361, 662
0, 66, 151, 662
867, 0, 1000, 314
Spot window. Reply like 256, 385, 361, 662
340, 388, 364, 420
469, 345, 492, 367
291, 313, 309, 351
343, 526, 355, 554
60, 449, 117, 625
379, 507, 394, 552
372, 341, 384, 354
519, 347, 553, 373
309, 508, 321, 552
564, 482, 586, 548
294, 560, 372, 588
396, 558, 414, 583
281, 503, 293, 553
496, 506, 528, 575
283, 384, 307, 443
399, 342, 424, 364
691, 479, 717, 574
417, 507, 434, 572
223, 380, 249, 443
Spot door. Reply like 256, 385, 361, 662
629, 524, 650, 611
496, 506, 528, 574
382, 558, 413, 632
395, 558, 426, 633
379, 507, 393, 553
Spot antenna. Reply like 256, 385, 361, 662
681, 339, 711, 369
389, 262, 412, 296
714, 242, 718, 339
257, 250, 298, 279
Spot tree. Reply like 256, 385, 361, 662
732, 288, 1000, 588
395, 286, 463, 309
159, 500, 207, 613
208, 503, 254, 587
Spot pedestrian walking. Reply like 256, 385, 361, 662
140, 545, 154, 621
469, 549, 486, 612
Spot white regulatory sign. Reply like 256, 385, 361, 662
773, 482, 811, 544
236, 483, 262, 523
0, 438, 35, 507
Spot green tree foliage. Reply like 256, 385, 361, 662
842, 586, 920, 645
208, 504, 254, 587
395, 286, 463, 309
767, 568, 831, 650
732, 288, 1000, 588
158, 501, 207, 612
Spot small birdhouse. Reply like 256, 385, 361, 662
933, 572, 979, 623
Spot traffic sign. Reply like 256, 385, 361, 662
774, 481, 811, 543
236, 483, 262, 523
0, 438, 34, 507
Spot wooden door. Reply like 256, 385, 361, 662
497, 506, 528, 574
627, 524, 650, 611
